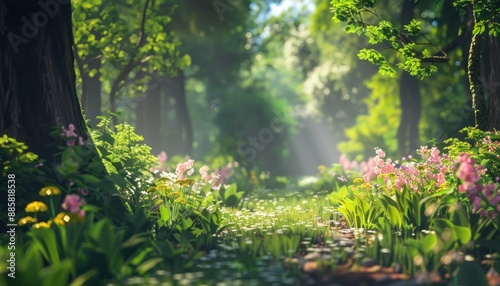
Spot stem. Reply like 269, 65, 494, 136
50, 198, 56, 218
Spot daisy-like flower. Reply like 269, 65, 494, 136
25, 201, 48, 213
53, 212, 67, 225
39, 186, 61, 196
18, 216, 37, 226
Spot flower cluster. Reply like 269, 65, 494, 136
199, 164, 232, 190
359, 146, 453, 193
456, 153, 500, 217
62, 194, 87, 218
339, 154, 358, 171
19, 188, 87, 228
175, 159, 194, 180
62, 124, 84, 147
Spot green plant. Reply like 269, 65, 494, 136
207, 183, 245, 208
0, 135, 43, 231
14, 210, 161, 285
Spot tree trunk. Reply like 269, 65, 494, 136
0, 0, 89, 162
485, 35, 500, 130
468, 31, 487, 129
164, 71, 192, 156
459, 6, 476, 129
81, 59, 102, 127
397, 0, 422, 156
136, 79, 162, 154
398, 72, 421, 155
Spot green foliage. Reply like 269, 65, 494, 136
72, 0, 190, 106
3, 211, 160, 285
453, 0, 500, 36
0, 135, 43, 228
91, 117, 157, 208
145, 174, 231, 250
331, 0, 442, 79
215, 85, 295, 174
445, 127, 500, 179
338, 74, 400, 159
208, 183, 245, 208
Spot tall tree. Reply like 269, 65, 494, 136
397, 0, 421, 155
72, 0, 189, 125
330, 0, 500, 133
1, 0, 89, 162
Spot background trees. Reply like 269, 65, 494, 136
3, 0, 496, 178
329, 0, 499, 158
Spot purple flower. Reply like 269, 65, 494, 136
78, 188, 89, 196
62, 194, 86, 217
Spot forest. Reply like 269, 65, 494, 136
0, 0, 500, 285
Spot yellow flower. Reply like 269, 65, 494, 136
176, 179, 195, 187
39, 186, 61, 196
18, 216, 37, 226
361, 183, 373, 190
25, 201, 48, 213
156, 185, 173, 195
353, 178, 364, 184
63, 212, 85, 224
156, 177, 170, 185
53, 212, 67, 226
174, 197, 186, 204
154, 199, 164, 206
167, 191, 181, 198
33, 222, 50, 228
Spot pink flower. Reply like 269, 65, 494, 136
175, 159, 194, 180
456, 153, 480, 184
78, 136, 84, 146
157, 151, 168, 163
65, 124, 77, 138
61, 194, 86, 217
472, 196, 482, 213
375, 148, 386, 158
430, 147, 440, 162
199, 166, 211, 182
339, 154, 357, 170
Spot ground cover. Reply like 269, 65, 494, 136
1, 124, 499, 286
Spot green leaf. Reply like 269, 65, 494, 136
41, 259, 73, 286
159, 205, 170, 222
136, 258, 164, 275
80, 174, 101, 183
69, 269, 99, 286
421, 233, 437, 254
454, 225, 471, 244
453, 261, 488, 286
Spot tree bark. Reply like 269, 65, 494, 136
398, 72, 421, 155
136, 79, 162, 155
485, 35, 500, 130
81, 59, 102, 127
169, 71, 193, 156
397, 0, 422, 156
0, 0, 89, 162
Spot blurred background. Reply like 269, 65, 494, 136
73, 0, 473, 177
